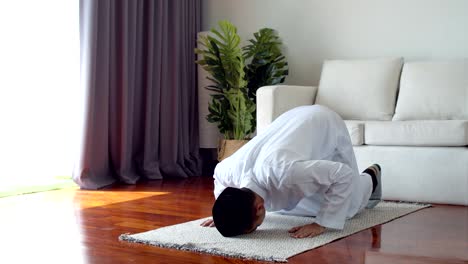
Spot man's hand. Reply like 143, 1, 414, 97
200, 218, 215, 227
288, 223, 325, 238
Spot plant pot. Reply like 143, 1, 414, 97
217, 139, 249, 161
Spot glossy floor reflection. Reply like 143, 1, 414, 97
0, 177, 466, 264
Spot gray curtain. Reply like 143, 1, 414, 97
75, 0, 201, 189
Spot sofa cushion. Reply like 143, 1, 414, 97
365, 120, 468, 146
344, 120, 364, 146
316, 58, 403, 121
393, 60, 468, 120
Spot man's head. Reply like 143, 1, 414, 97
212, 187, 265, 237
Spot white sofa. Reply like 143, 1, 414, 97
257, 58, 468, 205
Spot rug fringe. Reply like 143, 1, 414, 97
119, 234, 288, 262
386, 200, 432, 207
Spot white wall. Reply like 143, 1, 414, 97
202, 0, 468, 85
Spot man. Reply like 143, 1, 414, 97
201, 105, 382, 238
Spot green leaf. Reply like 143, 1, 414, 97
196, 20, 281, 139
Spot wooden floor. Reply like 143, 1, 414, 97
1, 177, 467, 264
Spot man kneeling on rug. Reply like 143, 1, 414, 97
201, 105, 382, 238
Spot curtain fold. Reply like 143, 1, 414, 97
75, 0, 201, 189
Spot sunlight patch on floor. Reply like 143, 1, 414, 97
0, 188, 171, 210
74, 190, 172, 209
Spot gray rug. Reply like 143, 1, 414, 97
119, 201, 429, 262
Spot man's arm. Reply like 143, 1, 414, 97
200, 178, 226, 227
214, 178, 226, 199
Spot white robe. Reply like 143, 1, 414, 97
213, 105, 372, 230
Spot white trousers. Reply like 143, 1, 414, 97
279, 143, 373, 219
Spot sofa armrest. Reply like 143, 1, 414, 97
256, 85, 318, 134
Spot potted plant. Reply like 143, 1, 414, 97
243, 28, 289, 105
196, 21, 288, 161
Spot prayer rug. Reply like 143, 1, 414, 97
119, 201, 429, 262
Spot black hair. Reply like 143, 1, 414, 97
212, 187, 256, 237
